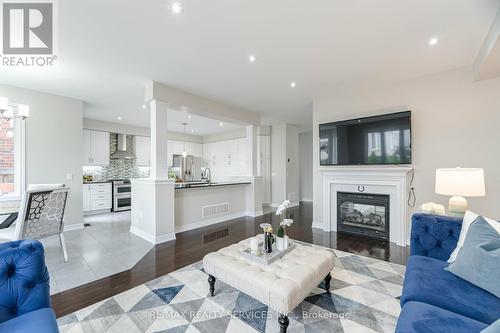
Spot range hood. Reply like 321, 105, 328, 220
110, 133, 135, 159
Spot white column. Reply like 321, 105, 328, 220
245, 125, 263, 216
246, 125, 258, 176
130, 99, 175, 244
150, 99, 169, 180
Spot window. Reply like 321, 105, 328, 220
0, 106, 25, 201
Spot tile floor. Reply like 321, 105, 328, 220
42, 212, 153, 295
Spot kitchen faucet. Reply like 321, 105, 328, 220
203, 168, 211, 184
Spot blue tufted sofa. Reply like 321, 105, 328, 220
0, 240, 58, 333
395, 214, 500, 333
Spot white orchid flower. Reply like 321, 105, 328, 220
276, 204, 285, 215
280, 219, 293, 227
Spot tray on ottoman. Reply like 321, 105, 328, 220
240, 241, 295, 265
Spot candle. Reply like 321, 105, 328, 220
250, 237, 259, 252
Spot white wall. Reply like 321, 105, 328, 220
313, 67, 500, 226
299, 132, 313, 201
271, 124, 299, 206
0, 84, 84, 227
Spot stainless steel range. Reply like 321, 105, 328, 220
112, 179, 131, 212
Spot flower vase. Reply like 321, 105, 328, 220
264, 232, 273, 253
276, 235, 289, 251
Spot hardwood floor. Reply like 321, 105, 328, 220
51, 202, 408, 318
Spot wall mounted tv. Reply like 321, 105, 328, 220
319, 111, 411, 165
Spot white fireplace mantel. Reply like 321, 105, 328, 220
320, 166, 413, 246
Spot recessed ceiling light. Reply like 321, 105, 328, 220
290, 82, 296, 88
191, 129, 194, 133
429, 37, 439, 46
219, 122, 224, 126
187, 114, 192, 119
249, 54, 256, 63
117, 116, 122, 121
141, 104, 146, 109
171, 2, 183, 14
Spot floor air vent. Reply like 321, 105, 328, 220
203, 228, 229, 244
202, 202, 229, 218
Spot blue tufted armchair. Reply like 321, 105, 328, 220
0, 240, 58, 333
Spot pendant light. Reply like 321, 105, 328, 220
182, 122, 187, 158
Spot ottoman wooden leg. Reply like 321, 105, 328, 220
324, 273, 332, 294
278, 313, 289, 333
208, 275, 216, 296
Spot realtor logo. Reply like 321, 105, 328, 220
2, 2, 53, 54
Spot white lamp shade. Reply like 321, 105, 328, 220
17, 104, 30, 118
435, 168, 485, 197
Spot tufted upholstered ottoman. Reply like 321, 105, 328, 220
203, 236, 335, 332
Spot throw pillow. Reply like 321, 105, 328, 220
481, 319, 500, 333
448, 211, 498, 263
446, 216, 500, 298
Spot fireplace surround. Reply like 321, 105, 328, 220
319, 166, 412, 246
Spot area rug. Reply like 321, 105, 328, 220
57, 244, 405, 333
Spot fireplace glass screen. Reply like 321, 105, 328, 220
337, 192, 389, 240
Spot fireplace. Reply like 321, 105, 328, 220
337, 191, 389, 241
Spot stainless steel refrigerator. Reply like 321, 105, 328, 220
172, 155, 202, 182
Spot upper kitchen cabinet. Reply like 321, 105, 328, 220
83, 129, 110, 166
135, 136, 151, 166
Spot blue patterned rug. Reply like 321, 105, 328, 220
58, 244, 405, 333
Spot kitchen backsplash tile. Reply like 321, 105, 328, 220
83, 134, 150, 181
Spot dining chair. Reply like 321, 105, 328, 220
0, 184, 70, 262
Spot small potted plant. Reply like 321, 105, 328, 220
276, 200, 293, 250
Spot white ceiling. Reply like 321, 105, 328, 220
166, 108, 242, 136
0, 0, 498, 128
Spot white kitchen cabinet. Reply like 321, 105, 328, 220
83, 130, 110, 166
83, 184, 90, 211
135, 136, 150, 166
83, 183, 112, 213
237, 138, 248, 175
195, 143, 203, 157
185, 142, 195, 155
172, 140, 185, 155
82, 130, 92, 165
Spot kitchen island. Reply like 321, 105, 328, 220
131, 177, 263, 244
174, 181, 253, 233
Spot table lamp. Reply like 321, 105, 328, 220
435, 167, 485, 215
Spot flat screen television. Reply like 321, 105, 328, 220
319, 111, 411, 165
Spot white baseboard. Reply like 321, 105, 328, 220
245, 210, 264, 217
175, 212, 247, 233
301, 198, 313, 203
130, 226, 176, 244
83, 209, 111, 216
63, 223, 84, 232
311, 221, 324, 229
271, 202, 300, 208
